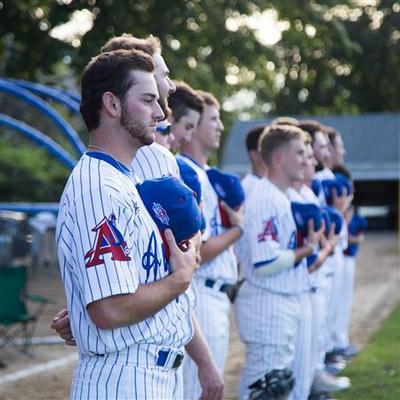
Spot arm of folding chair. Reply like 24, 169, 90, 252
26, 293, 50, 304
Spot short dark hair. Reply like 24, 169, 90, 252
332, 164, 352, 180
196, 90, 220, 109
245, 125, 266, 152
260, 124, 307, 166
101, 33, 161, 56
80, 49, 154, 131
324, 125, 341, 145
297, 119, 327, 145
169, 81, 203, 122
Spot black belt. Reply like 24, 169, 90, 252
204, 278, 235, 293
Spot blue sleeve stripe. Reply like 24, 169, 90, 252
254, 257, 278, 268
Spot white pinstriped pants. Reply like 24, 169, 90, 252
332, 256, 356, 350
182, 283, 231, 400
235, 282, 301, 400
71, 348, 183, 400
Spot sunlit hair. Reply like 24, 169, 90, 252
101, 33, 162, 56
80, 49, 154, 131
260, 124, 308, 165
297, 119, 327, 145
271, 116, 300, 126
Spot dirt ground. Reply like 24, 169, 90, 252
1, 232, 398, 400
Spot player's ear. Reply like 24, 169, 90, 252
102, 91, 121, 118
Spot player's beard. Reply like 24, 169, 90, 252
120, 101, 154, 146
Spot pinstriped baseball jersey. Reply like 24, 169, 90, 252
243, 178, 308, 295
298, 184, 331, 289
132, 142, 180, 182
177, 155, 237, 284
56, 152, 194, 356
236, 174, 264, 278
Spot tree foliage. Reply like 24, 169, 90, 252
0, 0, 399, 200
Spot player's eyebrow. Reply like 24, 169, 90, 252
141, 93, 158, 99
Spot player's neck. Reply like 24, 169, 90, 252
268, 170, 290, 193
181, 143, 208, 167
88, 129, 138, 168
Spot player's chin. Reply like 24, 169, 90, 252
141, 130, 155, 146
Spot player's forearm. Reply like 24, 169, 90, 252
185, 315, 215, 368
294, 244, 314, 262
200, 226, 242, 263
87, 275, 189, 329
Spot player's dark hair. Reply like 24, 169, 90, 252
332, 164, 352, 180
169, 81, 204, 123
101, 33, 161, 56
197, 90, 220, 109
325, 125, 341, 145
80, 49, 154, 131
260, 124, 307, 166
100, 34, 172, 118
297, 119, 327, 145
245, 125, 266, 152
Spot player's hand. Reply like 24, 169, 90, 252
165, 229, 198, 289
306, 218, 325, 247
198, 358, 224, 400
220, 201, 244, 228
331, 187, 349, 214
51, 309, 76, 346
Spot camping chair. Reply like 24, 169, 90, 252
0, 265, 49, 366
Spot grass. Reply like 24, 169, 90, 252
337, 305, 400, 400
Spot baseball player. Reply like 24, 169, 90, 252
235, 124, 324, 400
287, 134, 350, 399
168, 80, 204, 152
178, 90, 244, 399
236, 125, 268, 278
54, 46, 222, 398
241, 125, 268, 195
298, 120, 352, 395
57, 49, 185, 399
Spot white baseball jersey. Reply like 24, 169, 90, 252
177, 155, 238, 284
241, 172, 263, 199
236, 173, 264, 275
243, 178, 308, 295
132, 142, 180, 182
56, 152, 194, 356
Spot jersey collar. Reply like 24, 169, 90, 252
86, 152, 133, 177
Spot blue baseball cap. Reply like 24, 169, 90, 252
291, 202, 323, 238
322, 206, 343, 235
311, 179, 323, 197
176, 157, 202, 204
176, 157, 206, 233
321, 176, 352, 205
206, 167, 245, 209
136, 176, 202, 246
348, 213, 367, 236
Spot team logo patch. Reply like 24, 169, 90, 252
257, 218, 279, 242
84, 214, 131, 268
142, 231, 163, 282
152, 202, 170, 225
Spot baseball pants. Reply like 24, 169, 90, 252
182, 282, 231, 399
235, 281, 301, 400
71, 345, 184, 400
332, 256, 356, 350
